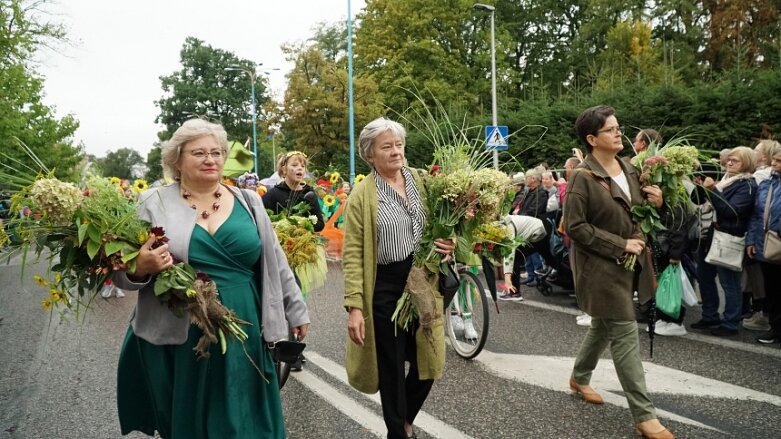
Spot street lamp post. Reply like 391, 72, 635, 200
225, 64, 259, 174
473, 3, 499, 169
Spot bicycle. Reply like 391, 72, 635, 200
445, 263, 490, 359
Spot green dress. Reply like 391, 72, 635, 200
117, 204, 284, 438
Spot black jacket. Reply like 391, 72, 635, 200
261, 182, 325, 232
520, 186, 547, 219
691, 177, 757, 236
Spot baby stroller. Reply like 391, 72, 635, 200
534, 218, 574, 296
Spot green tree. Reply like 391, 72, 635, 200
155, 37, 270, 143
97, 148, 143, 179
281, 40, 383, 174
145, 145, 163, 182
0, 0, 82, 181
354, 0, 490, 114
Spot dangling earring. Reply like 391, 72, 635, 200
175, 171, 181, 181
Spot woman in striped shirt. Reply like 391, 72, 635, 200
343, 117, 455, 439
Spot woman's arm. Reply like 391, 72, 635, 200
342, 191, 366, 346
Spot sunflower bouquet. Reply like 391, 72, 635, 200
267, 202, 327, 296
1, 170, 248, 358
623, 138, 699, 270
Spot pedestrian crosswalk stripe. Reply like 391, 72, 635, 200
300, 351, 475, 439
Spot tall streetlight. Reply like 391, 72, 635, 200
473, 3, 499, 169
347, 0, 356, 184
225, 64, 259, 174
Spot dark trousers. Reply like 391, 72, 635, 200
510, 219, 559, 290
760, 261, 781, 336
373, 257, 434, 439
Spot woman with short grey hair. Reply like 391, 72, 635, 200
161, 118, 229, 181
344, 116, 454, 439
358, 117, 407, 164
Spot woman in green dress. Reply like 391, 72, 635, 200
113, 119, 310, 439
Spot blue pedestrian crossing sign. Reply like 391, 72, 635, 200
485, 125, 509, 150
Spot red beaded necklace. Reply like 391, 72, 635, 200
181, 185, 222, 219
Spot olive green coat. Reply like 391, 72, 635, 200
563, 155, 655, 320
342, 169, 445, 394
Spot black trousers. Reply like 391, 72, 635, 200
373, 256, 434, 439
760, 261, 781, 336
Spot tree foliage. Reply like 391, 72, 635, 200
96, 147, 144, 180
155, 37, 269, 143
0, 0, 82, 182
280, 31, 384, 174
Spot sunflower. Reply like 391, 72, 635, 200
329, 171, 340, 184
355, 174, 365, 184
323, 194, 336, 207
110, 176, 121, 185
257, 185, 267, 196
133, 179, 149, 193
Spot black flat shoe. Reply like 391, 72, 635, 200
710, 327, 738, 337
690, 319, 720, 330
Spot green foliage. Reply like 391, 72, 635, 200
96, 147, 143, 179
155, 37, 269, 144
280, 39, 383, 173
145, 146, 163, 182
0, 1, 82, 182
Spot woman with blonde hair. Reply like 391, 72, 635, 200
691, 146, 758, 336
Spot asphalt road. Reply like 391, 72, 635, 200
2, 255, 780, 439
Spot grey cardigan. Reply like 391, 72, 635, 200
113, 183, 310, 345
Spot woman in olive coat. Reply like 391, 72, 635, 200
342, 117, 454, 439
563, 106, 674, 439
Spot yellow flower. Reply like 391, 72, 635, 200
34, 274, 48, 286
323, 194, 336, 207
41, 297, 53, 311
137, 230, 149, 244
355, 174, 365, 184
55, 272, 62, 283
329, 172, 340, 184
132, 179, 149, 193
110, 176, 121, 185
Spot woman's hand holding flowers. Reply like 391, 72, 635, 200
131, 235, 173, 278
433, 238, 456, 262
624, 238, 646, 256
642, 185, 663, 208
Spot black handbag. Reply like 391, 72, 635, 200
438, 262, 459, 309
271, 340, 307, 364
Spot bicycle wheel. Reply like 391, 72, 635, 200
445, 269, 489, 359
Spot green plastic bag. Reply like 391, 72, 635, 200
656, 264, 682, 319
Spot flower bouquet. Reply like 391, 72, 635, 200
623, 138, 699, 270
0, 161, 248, 358
472, 221, 526, 265
390, 102, 513, 343
267, 202, 327, 296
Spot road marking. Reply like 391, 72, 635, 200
292, 369, 387, 437
301, 351, 474, 439
518, 299, 781, 359
476, 350, 781, 431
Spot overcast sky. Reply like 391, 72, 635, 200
35, 0, 367, 158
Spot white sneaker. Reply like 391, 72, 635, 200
576, 314, 592, 327
450, 315, 465, 332
115, 288, 126, 298
463, 319, 478, 340
100, 285, 113, 298
742, 312, 770, 331
653, 321, 687, 337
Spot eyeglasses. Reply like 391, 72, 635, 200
597, 126, 624, 135
188, 150, 224, 160
727, 158, 741, 164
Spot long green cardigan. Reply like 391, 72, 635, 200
342, 169, 446, 394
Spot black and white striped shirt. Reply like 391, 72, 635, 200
375, 167, 425, 265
